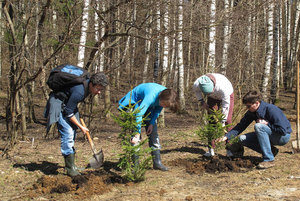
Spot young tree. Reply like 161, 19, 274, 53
112, 100, 152, 182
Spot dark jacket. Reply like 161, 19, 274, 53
44, 83, 88, 131
226, 101, 292, 140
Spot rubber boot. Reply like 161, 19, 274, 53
64, 153, 81, 177
74, 153, 85, 172
152, 150, 168, 171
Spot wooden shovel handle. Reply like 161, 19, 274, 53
80, 118, 97, 154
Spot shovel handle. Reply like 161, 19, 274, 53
80, 118, 97, 155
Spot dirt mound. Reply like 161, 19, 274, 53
170, 156, 256, 175
27, 169, 116, 200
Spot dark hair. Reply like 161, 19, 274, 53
242, 90, 262, 104
90, 72, 108, 87
159, 89, 180, 112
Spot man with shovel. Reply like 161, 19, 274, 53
118, 83, 179, 171
219, 90, 292, 169
45, 66, 108, 176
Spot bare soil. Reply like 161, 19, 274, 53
1, 90, 300, 201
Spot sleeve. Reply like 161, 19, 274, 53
193, 79, 204, 101
149, 106, 163, 125
64, 86, 85, 117
221, 94, 231, 122
225, 112, 254, 140
134, 96, 153, 133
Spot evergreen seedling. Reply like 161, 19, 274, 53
196, 108, 231, 151
112, 98, 152, 182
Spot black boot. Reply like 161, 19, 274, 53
152, 150, 168, 171
64, 153, 81, 176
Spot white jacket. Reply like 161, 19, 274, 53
193, 73, 233, 122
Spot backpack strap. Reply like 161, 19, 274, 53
83, 80, 89, 98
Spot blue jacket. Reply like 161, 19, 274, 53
226, 101, 292, 140
118, 83, 166, 133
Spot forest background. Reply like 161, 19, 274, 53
0, 0, 300, 152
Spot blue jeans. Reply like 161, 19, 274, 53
57, 113, 77, 156
239, 123, 290, 161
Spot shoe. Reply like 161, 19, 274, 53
257, 161, 275, 169
226, 149, 234, 157
271, 146, 279, 157
204, 148, 215, 157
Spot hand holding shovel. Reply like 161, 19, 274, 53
80, 118, 104, 169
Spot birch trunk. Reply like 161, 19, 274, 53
143, 8, 152, 83
161, 1, 169, 86
221, 0, 231, 74
178, 0, 185, 110
208, 0, 216, 71
261, 1, 273, 99
77, 0, 90, 67
270, 2, 280, 104
282, 1, 288, 89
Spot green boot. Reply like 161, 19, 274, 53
64, 153, 81, 176
74, 153, 85, 171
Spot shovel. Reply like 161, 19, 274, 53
80, 118, 104, 169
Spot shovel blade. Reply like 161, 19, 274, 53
89, 149, 104, 169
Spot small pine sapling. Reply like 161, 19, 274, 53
196, 108, 231, 151
112, 97, 152, 182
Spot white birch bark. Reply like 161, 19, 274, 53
178, 0, 185, 110
77, 0, 90, 67
261, 1, 273, 98
270, 2, 280, 103
208, 0, 216, 70
99, 2, 105, 72
161, 1, 169, 86
143, 11, 152, 83
94, 0, 100, 72
221, 0, 231, 74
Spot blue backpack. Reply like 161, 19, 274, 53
47, 64, 90, 98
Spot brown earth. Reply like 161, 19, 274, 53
1, 90, 300, 201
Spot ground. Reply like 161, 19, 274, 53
1, 90, 300, 201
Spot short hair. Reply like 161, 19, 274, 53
159, 89, 179, 112
242, 90, 262, 104
90, 72, 108, 87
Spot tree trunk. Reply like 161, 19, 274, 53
77, 0, 90, 67
261, 1, 273, 99
221, 0, 231, 75
178, 0, 185, 110
208, 0, 216, 71
270, 2, 280, 104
